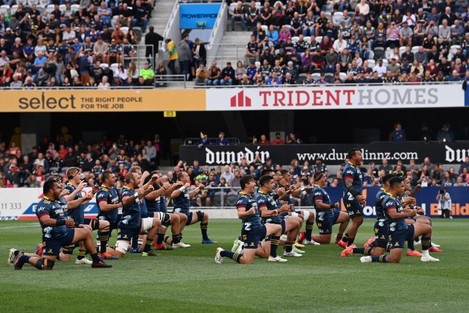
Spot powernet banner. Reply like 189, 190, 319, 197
180, 142, 469, 166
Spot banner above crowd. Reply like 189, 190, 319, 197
0, 84, 466, 112
180, 142, 469, 165
205, 84, 466, 111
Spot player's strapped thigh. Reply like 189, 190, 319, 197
116, 227, 138, 253
373, 220, 388, 248
141, 217, 155, 232
85, 218, 100, 230
155, 212, 171, 227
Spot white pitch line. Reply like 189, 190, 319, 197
0, 224, 39, 230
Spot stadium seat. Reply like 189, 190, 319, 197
374, 47, 384, 60
28, 0, 39, 5
71, 4, 80, 13
110, 63, 119, 75
255, 1, 261, 9
120, 26, 129, 34
46, 4, 55, 13
297, 73, 307, 84
339, 72, 346, 81
399, 46, 406, 56
59, 4, 66, 13
385, 47, 392, 60
325, 72, 334, 81
332, 12, 343, 27
382, 59, 388, 66
0, 5, 9, 15
17, 0, 27, 6
450, 45, 461, 56
304, 36, 311, 44
282, 24, 291, 30
39, 0, 49, 6
316, 36, 323, 44
261, 25, 268, 32
411, 46, 419, 54
291, 36, 299, 44
255, 61, 260, 69
367, 59, 375, 68
312, 73, 320, 81
132, 27, 142, 41
100, 63, 109, 69
36, 4, 45, 13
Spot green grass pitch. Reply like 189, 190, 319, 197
1, 219, 469, 313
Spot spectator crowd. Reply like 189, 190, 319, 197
198, 0, 469, 86
0, 0, 159, 88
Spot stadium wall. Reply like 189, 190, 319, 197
2, 186, 468, 220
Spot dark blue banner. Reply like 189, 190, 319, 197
180, 4, 221, 29
324, 186, 469, 218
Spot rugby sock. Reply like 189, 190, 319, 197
305, 222, 314, 241
284, 241, 293, 253
172, 234, 181, 244
200, 223, 209, 240
407, 238, 415, 251
99, 231, 110, 254
157, 233, 165, 245
347, 237, 355, 247
336, 233, 343, 243
131, 234, 139, 249
421, 236, 431, 251
143, 239, 153, 252
220, 250, 242, 263
90, 253, 101, 263
353, 247, 372, 255
270, 236, 280, 257
353, 247, 364, 254
19, 255, 30, 263
77, 249, 86, 260
342, 233, 349, 244
371, 255, 388, 263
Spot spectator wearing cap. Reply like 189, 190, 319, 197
398, 21, 413, 47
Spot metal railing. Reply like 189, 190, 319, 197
183, 137, 241, 145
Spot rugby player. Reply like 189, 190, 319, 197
360, 176, 439, 263
310, 172, 350, 245
171, 171, 216, 244
9, 178, 111, 270
338, 148, 366, 248
214, 175, 285, 264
